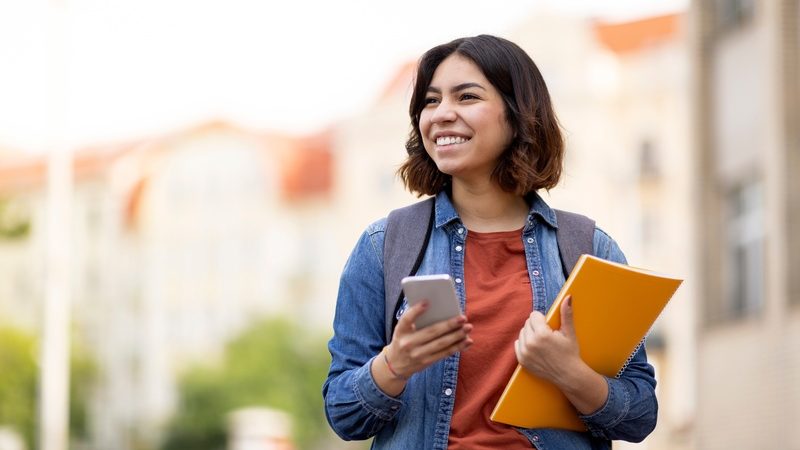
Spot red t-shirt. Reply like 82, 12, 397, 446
447, 228, 534, 449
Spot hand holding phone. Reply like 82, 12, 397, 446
400, 274, 461, 329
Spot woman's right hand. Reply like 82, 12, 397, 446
371, 301, 473, 397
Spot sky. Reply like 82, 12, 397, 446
0, 0, 687, 151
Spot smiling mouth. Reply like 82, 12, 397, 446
435, 136, 470, 146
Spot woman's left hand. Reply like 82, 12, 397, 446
514, 295, 609, 414
515, 295, 581, 384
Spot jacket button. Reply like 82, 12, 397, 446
532, 270, 540, 276
455, 245, 463, 252
532, 435, 539, 442
527, 237, 534, 244
444, 388, 453, 396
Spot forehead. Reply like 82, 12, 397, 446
428, 53, 490, 88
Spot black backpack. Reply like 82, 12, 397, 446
382, 197, 595, 343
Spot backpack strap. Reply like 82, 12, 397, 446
383, 197, 435, 343
553, 209, 596, 277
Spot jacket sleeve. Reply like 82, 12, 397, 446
577, 228, 659, 442
322, 225, 404, 440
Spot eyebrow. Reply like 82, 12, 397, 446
427, 82, 487, 94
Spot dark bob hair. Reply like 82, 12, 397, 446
398, 34, 564, 196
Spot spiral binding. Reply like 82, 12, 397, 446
615, 336, 647, 379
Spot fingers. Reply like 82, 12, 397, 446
559, 295, 575, 338
395, 300, 429, 333
395, 314, 471, 357
411, 322, 473, 362
393, 303, 470, 348
411, 323, 473, 359
425, 334, 473, 363
395, 299, 468, 341
389, 312, 472, 377
528, 311, 548, 334
518, 311, 551, 357
414, 313, 467, 342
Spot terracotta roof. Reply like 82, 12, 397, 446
377, 60, 417, 104
0, 142, 138, 192
0, 120, 335, 230
279, 129, 334, 201
593, 13, 683, 55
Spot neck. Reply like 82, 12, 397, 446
450, 180, 529, 232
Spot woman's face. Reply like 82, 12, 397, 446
419, 53, 514, 185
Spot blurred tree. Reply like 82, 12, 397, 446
161, 317, 331, 450
0, 326, 37, 446
69, 338, 96, 446
0, 324, 95, 449
0, 198, 31, 240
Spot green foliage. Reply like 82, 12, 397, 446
0, 326, 37, 445
0, 198, 31, 240
69, 338, 97, 442
0, 325, 95, 448
161, 317, 331, 450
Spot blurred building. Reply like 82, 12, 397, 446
227, 407, 294, 450
0, 152, 41, 331
329, 61, 420, 252
19, 2, 800, 449
0, 427, 26, 450
545, 13, 696, 450
0, 122, 338, 449
691, 0, 800, 448
515, 11, 695, 449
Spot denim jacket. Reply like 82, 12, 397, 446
323, 191, 658, 449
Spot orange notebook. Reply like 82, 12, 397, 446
490, 254, 682, 431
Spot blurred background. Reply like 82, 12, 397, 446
1, 0, 798, 449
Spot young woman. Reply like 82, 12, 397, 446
323, 35, 658, 449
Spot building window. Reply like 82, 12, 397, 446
714, 0, 755, 34
638, 139, 661, 180
723, 180, 764, 317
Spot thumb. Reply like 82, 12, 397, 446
559, 295, 575, 338
396, 300, 428, 331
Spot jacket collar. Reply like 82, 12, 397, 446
433, 190, 558, 230
525, 191, 558, 229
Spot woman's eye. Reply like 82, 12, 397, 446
460, 93, 479, 101
424, 97, 440, 105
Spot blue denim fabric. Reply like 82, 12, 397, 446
323, 191, 658, 450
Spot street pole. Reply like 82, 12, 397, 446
39, 0, 72, 449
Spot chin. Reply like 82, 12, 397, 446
432, 163, 459, 176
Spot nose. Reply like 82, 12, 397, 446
430, 98, 457, 124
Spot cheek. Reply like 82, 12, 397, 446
418, 116, 434, 151
488, 111, 514, 146
418, 113, 432, 137
500, 120, 514, 146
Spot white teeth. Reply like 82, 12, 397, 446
436, 136, 469, 146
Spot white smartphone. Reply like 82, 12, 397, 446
400, 274, 461, 329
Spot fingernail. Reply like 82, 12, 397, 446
566, 295, 572, 307
456, 315, 467, 323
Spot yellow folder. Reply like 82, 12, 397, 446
490, 254, 683, 431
